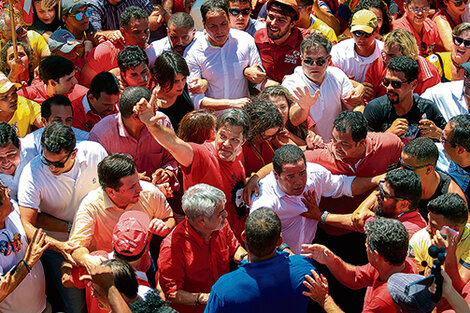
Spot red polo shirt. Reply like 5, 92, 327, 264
158, 218, 240, 313
254, 27, 310, 83
304, 132, 403, 235
72, 93, 118, 132
19, 77, 88, 105
392, 15, 441, 57
364, 56, 440, 103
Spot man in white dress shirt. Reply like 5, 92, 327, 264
250, 144, 381, 254
185, 0, 266, 112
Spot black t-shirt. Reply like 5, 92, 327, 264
158, 88, 194, 131
364, 94, 446, 140
418, 170, 451, 221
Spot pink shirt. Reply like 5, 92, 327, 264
88, 113, 178, 178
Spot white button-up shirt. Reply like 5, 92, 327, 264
330, 38, 384, 83
185, 29, 262, 108
282, 66, 354, 142
250, 162, 355, 254
421, 80, 469, 122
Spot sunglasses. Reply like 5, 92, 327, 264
408, 6, 430, 13
382, 77, 409, 89
352, 31, 372, 38
399, 157, 431, 171
260, 128, 281, 141
378, 180, 405, 201
303, 57, 328, 67
440, 133, 457, 147
452, 0, 469, 6
41, 149, 74, 168
74, 8, 92, 21
228, 8, 251, 16
453, 36, 470, 48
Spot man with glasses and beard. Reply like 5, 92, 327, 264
364, 56, 446, 143
283, 33, 363, 142
17, 123, 107, 313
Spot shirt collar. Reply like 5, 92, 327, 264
183, 218, 206, 246
82, 94, 92, 114
202, 30, 233, 49
116, 113, 130, 138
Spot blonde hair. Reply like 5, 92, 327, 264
383, 29, 419, 60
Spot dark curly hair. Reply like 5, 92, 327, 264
353, 0, 392, 35
243, 97, 283, 143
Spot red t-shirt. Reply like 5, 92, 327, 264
72, 94, 117, 132
254, 27, 310, 83
242, 140, 275, 177
20, 77, 88, 105
364, 56, 440, 103
85, 41, 123, 74
304, 132, 403, 235
158, 218, 240, 313
365, 210, 426, 238
356, 258, 418, 312
392, 15, 441, 57
182, 142, 246, 241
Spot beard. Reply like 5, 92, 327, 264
387, 91, 400, 105
375, 205, 393, 218
267, 25, 290, 40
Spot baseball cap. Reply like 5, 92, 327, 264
462, 60, 470, 75
388, 273, 436, 313
266, 0, 299, 20
112, 211, 150, 258
61, 0, 87, 15
350, 9, 378, 34
0, 76, 21, 94
49, 30, 82, 53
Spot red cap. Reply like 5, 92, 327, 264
112, 211, 150, 257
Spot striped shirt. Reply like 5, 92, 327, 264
88, 0, 154, 31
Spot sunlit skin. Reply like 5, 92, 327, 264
369, 8, 384, 31
167, 24, 195, 55
213, 124, 246, 162
266, 9, 295, 43
52, 71, 78, 95
452, 30, 470, 64
228, 2, 251, 31
301, 46, 330, 85
87, 92, 120, 117
63, 6, 90, 33
0, 143, 20, 176
42, 148, 77, 176
0, 88, 18, 113
375, 181, 401, 218
34, 1, 56, 25
204, 10, 230, 47
384, 70, 414, 105
331, 128, 366, 163
405, 0, 431, 26
268, 95, 289, 125
122, 62, 150, 87
44, 105, 73, 127
381, 44, 403, 66
274, 159, 307, 196
106, 172, 143, 208
204, 205, 228, 232
122, 18, 150, 49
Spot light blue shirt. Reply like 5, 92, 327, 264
421, 80, 469, 122
436, 142, 470, 198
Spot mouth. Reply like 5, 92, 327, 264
456, 48, 467, 57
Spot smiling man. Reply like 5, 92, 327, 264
18, 123, 107, 313
135, 95, 250, 241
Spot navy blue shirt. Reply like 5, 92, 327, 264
204, 251, 316, 313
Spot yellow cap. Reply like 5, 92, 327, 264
350, 10, 378, 34
0, 76, 21, 94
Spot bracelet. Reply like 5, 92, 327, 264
276, 242, 290, 252
21, 260, 31, 273
320, 211, 329, 224
240, 253, 248, 260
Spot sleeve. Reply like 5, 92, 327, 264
85, 43, 113, 73
204, 286, 225, 313
29, 100, 41, 124
87, 129, 103, 146
17, 162, 41, 210
247, 36, 262, 67
157, 236, 186, 294
364, 62, 380, 103
362, 295, 397, 313
339, 70, 354, 100
426, 101, 447, 130
354, 263, 376, 289
68, 204, 96, 247
318, 167, 354, 198
149, 185, 173, 220
88, 1, 104, 31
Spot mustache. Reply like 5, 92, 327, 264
387, 90, 399, 97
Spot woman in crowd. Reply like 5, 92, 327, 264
29, 0, 63, 41
428, 22, 470, 81
433, 0, 467, 51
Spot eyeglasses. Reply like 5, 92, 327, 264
260, 128, 281, 141
41, 150, 74, 168
399, 157, 431, 171
452, 0, 469, 7
408, 6, 430, 13
453, 36, 470, 49
382, 77, 409, 89
378, 180, 405, 201
303, 56, 328, 67
352, 31, 372, 38
440, 133, 457, 147
228, 8, 251, 16
74, 8, 92, 21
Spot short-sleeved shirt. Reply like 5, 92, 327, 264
158, 218, 240, 313
182, 142, 246, 241
392, 15, 440, 57
330, 38, 384, 83
364, 94, 447, 143
17, 141, 107, 241
89, 113, 178, 178
254, 27, 309, 83
68, 181, 172, 252
8, 96, 41, 138
84, 41, 123, 75
409, 225, 470, 273
282, 66, 354, 142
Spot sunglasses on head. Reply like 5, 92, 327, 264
382, 77, 408, 89
303, 56, 328, 66
452, 0, 469, 6
453, 36, 470, 48
228, 8, 251, 16
352, 31, 372, 38
41, 150, 74, 168
74, 8, 92, 21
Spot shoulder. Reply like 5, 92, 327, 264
254, 28, 268, 41
90, 114, 118, 134
368, 132, 402, 146
78, 187, 104, 207
414, 95, 438, 108
139, 180, 165, 199
76, 141, 107, 160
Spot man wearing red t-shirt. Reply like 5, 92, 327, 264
302, 217, 418, 313
392, 0, 441, 57
158, 184, 247, 313
25, 55, 88, 105
80, 6, 151, 87
254, 0, 309, 83
136, 96, 250, 241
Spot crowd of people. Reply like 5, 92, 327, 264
1, 0, 470, 311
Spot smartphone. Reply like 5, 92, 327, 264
440, 226, 458, 240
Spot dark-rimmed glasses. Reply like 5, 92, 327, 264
452, 0, 469, 7
399, 157, 431, 171
260, 128, 281, 141
378, 180, 405, 201
303, 57, 328, 67
382, 77, 409, 89
440, 133, 457, 147
453, 36, 470, 48
41, 150, 74, 168
228, 8, 250, 16
408, 6, 430, 13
